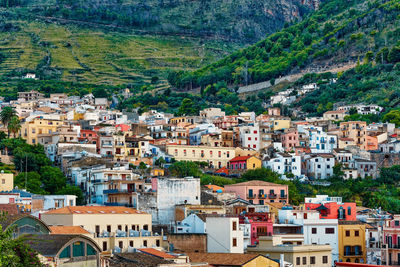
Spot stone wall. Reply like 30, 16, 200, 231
167, 234, 207, 253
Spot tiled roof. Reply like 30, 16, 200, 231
229, 156, 252, 162
108, 253, 171, 267
226, 180, 284, 187
324, 110, 346, 114
138, 248, 176, 259
44, 206, 147, 215
186, 252, 265, 266
49, 226, 90, 235
205, 184, 225, 192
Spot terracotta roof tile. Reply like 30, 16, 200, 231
44, 206, 147, 215
138, 248, 176, 259
49, 226, 90, 235
229, 156, 252, 162
186, 253, 266, 266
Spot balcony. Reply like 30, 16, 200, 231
387, 244, 400, 249
247, 194, 256, 199
279, 195, 288, 199
344, 251, 363, 256
104, 202, 135, 207
258, 194, 267, 199
268, 194, 277, 199
103, 189, 134, 194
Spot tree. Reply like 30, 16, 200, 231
169, 161, 201, 177
14, 172, 46, 195
92, 87, 108, 98
39, 166, 67, 194
7, 116, 21, 138
0, 211, 42, 266
56, 185, 85, 205
0, 107, 16, 137
383, 110, 400, 127
177, 98, 196, 116
388, 46, 400, 63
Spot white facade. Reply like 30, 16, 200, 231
154, 177, 201, 225
264, 153, 301, 177
174, 214, 206, 234
309, 130, 337, 153
279, 209, 339, 264
304, 195, 343, 204
338, 104, 383, 115
206, 216, 244, 253
379, 140, 400, 153
42, 195, 77, 210
239, 124, 260, 151
305, 155, 335, 179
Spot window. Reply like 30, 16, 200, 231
312, 228, 317, 234
248, 137, 251, 141
296, 257, 300, 265
232, 221, 237, 231
347, 207, 352, 215
233, 238, 237, 247
395, 221, 400, 226
325, 228, 335, 234
143, 240, 147, 247
355, 230, 359, 237
118, 225, 122, 231
1, 179, 4, 184
259, 200, 264, 205
304, 213, 307, 219
156, 240, 160, 247
323, 256, 328, 264
107, 225, 111, 232
73, 241, 85, 257
310, 256, 315, 264
129, 241, 134, 247
118, 241, 123, 249
59, 246, 71, 258
87, 244, 97, 256
302, 257, 307, 265
346, 230, 350, 237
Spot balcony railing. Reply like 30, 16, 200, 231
268, 194, 277, 199
247, 194, 256, 199
104, 202, 135, 207
279, 195, 288, 199
344, 251, 363, 256
258, 194, 267, 199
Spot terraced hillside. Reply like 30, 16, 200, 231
0, 19, 237, 85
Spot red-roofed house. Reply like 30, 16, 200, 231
228, 156, 261, 170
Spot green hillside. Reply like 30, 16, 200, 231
169, 0, 400, 90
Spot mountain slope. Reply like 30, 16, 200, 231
169, 0, 400, 90
14, 0, 321, 43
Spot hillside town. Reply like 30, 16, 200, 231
1, 90, 400, 267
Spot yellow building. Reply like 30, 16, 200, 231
20, 118, 62, 145
340, 121, 367, 150
186, 253, 279, 267
166, 144, 236, 169
41, 206, 163, 253
0, 172, 13, 191
272, 117, 291, 131
247, 156, 262, 170
248, 236, 332, 267
338, 221, 366, 263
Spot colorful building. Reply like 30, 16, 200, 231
382, 214, 400, 265
338, 221, 366, 264
239, 212, 273, 246
305, 202, 357, 221
224, 180, 289, 205
228, 156, 262, 170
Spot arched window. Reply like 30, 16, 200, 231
59, 246, 71, 259
86, 244, 97, 256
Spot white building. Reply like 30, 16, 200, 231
239, 124, 260, 151
379, 140, 400, 153
337, 104, 383, 115
308, 130, 337, 153
305, 154, 335, 179
278, 208, 339, 263
304, 195, 343, 204
174, 214, 206, 234
263, 152, 301, 177
206, 215, 244, 253
140, 177, 201, 225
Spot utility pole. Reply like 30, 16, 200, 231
25, 154, 27, 189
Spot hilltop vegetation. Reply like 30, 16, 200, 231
169, 0, 400, 90
12, 0, 319, 43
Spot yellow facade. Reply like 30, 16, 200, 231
0, 172, 13, 191
20, 118, 62, 145
247, 156, 262, 170
243, 255, 280, 267
338, 222, 366, 263
166, 145, 236, 168
73, 111, 85, 121
272, 118, 291, 131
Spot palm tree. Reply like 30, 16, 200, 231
7, 116, 21, 138
0, 107, 16, 137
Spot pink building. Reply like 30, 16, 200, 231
224, 180, 289, 205
281, 130, 300, 151
383, 215, 400, 265
239, 212, 273, 246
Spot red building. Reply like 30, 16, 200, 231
239, 213, 273, 246
78, 129, 100, 152
305, 202, 357, 221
